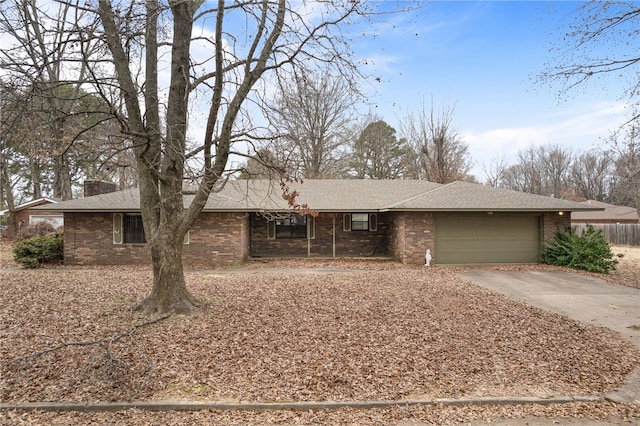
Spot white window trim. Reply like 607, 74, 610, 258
113, 213, 123, 244
267, 220, 276, 239
344, 213, 377, 232
369, 213, 378, 232
267, 215, 314, 239
343, 213, 351, 231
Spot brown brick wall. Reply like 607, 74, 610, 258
389, 211, 434, 265
249, 212, 390, 258
15, 209, 62, 226
84, 180, 117, 197
388, 212, 404, 262
64, 212, 247, 267
543, 212, 571, 244
62, 210, 574, 267
10, 200, 63, 238
183, 212, 249, 267
64, 212, 150, 265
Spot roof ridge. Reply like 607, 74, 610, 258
382, 181, 447, 210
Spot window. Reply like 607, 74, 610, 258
113, 213, 146, 244
266, 214, 315, 239
351, 213, 369, 231
276, 215, 307, 238
344, 213, 378, 232
123, 214, 146, 243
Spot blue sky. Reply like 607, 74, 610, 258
1, 1, 627, 183
353, 1, 629, 180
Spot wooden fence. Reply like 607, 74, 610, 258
573, 223, 640, 247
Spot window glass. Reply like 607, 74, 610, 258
124, 214, 146, 243
276, 215, 307, 238
351, 213, 369, 231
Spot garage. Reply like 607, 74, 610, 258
435, 214, 541, 264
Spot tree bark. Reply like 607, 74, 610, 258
136, 232, 199, 315
0, 163, 18, 239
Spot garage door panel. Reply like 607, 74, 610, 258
435, 215, 540, 264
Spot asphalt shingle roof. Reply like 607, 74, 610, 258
36, 179, 602, 213
388, 181, 598, 211
571, 200, 639, 222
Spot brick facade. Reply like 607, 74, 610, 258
9, 200, 63, 238
183, 212, 249, 267
542, 212, 571, 244
15, 209, 63, 228
83, 180, 117, 197
388, 211, 434, 264
249, 212, 390, 258
64, 211, 249, 267
62, 210, 573, 267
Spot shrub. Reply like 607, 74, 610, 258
17, 222, 56, 240
541, 225, 622, 274
13, 233, 64, 268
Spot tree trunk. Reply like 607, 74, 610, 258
53, 154, 72, 200
135, 233, 199, 315
1, 165, 18, 240
30, 159, 42, 200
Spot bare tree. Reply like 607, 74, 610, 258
40, 0, 395, 315
609, 124, 640, 208
269, 67, 357, 178
0, 1, 108, 200
348, 118, 413, 179
0, 84, 20, 239
539, 2, 640, 200
540, 2, 640, 116
481, 156, 508, 187
540, 144, 573, 198
401, 99, 472, 183
498, 144, 573, 198
499, 148, 543, 194
570, 150, 614, 201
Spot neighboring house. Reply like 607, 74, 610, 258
571, 200, 639, 225
1, 198, 63, 233
36, 179, 601, 267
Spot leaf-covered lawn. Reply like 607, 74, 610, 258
1, 264, 638, 407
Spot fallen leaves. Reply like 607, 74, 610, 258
1, 243, 639, 424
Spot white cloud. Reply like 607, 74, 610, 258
464, 101, 629, 180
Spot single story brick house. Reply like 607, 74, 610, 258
36, 179, 601, 267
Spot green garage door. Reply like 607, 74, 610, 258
435, 214, 541, 264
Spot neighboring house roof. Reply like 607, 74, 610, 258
571, 200, 639, 223
35, 179, 602, 213
0, 197, 59, 216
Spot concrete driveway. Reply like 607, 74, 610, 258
459, 270, 640, 347
459, 269, 640, 404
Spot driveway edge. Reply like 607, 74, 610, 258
0, 396, 604, 413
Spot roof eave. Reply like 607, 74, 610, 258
386, 207, 605, 212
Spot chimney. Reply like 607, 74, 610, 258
84, 180, 117, 197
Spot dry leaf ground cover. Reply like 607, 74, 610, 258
608, 245, 640, 289
1, 241, 640, 424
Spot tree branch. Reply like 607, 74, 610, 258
3, 313, 171, 367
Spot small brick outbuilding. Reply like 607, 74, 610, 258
37, 179, 601, 267
1, 198, 62, 238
